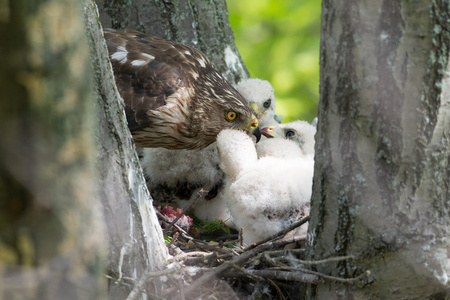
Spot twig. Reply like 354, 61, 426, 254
181, 241, 231, 254
230, 248, 240, 257
247, 237, 305, 270
157, 210, 194, 240
266, 278, 286, 300
125, 264, 181, 300
287, 267, 371, 284
263, 248, 305, 258
271, 234, 308, 248
227, 262, 264, 282
115, 244, 129, 284
168, 232, 179, 247
167, 244, 184, 257
247, 269, 323, 284
265, 254, 365, 283
244, 216, 310, 251
164, 188, 203, 234
180, 232, 194, 240
263, 251, 279, 268
273, 255, 355, 266
170, 251, 212, 262
176, 237, 305, 299
105, 275, 133, 288
174, 223, 190, 237
216, 252, 236, 259
177, 241, 274, 298
215, 234, 239, 242
155, 210, 169, 222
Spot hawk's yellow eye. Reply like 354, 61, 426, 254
226, 111, 238, 121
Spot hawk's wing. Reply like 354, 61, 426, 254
104, 29, 188, 132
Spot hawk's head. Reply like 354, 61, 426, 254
104, 29, 260, 149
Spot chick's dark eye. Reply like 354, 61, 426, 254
263, 99, 271, 109
226, 111, 239, 121
285, 130, 296, 138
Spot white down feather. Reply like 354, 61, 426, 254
217, 126, 315, 245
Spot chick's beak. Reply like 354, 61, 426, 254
249, 116, 261, 143
261, 126, 275, 138
251, 102, 259, 114
250, 103, 268, 119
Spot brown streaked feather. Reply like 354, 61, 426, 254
105, 30, 188, 132
104, 29, 258, 150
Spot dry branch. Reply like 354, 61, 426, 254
244, 216, 310, 251
126, 264, 181, 300
248, 270, 323, 284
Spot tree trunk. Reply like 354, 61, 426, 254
95, 0, 249, 85
89, 0, 250, 297
0, 0, 106, 299
307, 0, 450, 299
84, 1, 170, 299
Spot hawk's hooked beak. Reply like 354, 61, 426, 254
249, 116, 261, 143
261, 126, 275, 138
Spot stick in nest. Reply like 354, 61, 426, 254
125, 264, 181, 300
244, 216, 310, 251
248, 269, 323, 284
173, 242, 273, 298
273, 254, 355, 265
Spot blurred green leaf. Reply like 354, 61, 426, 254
228, 0, 321, 122
164, 235, 172, 244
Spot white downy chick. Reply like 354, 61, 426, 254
217, 129, 314, 245
257, 120, 316, 242
141, 144, 232, 224
236, 78, 282, 127
258, 120, 316, 158
140, 143, 223, 202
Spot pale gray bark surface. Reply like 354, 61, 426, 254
95, 0, 249, 84
84, 2, 170, 299
307, 1, 450, 299
90, 0, 251, 297
0, 0, 106, 299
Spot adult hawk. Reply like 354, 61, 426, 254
104, 29, 261, 149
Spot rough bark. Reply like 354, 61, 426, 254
0, 0, 106, 299
89, 0, 250, 297
95, 0, 249, 85
84, 2, 170, 299
307, 0, 450, 299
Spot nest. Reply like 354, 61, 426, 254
160, 215, 314, 300
113, 190, 370, 300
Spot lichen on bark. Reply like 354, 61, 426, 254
307, 1, 450, 299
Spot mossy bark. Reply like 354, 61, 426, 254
307, 0, 450, 299
95, 0, 249, 84
84, 2, 170, 299
86, 0, 248, 298
0, 0, 106, 299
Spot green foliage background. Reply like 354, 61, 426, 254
227, 0, 321, 123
